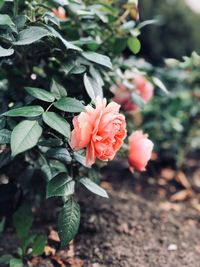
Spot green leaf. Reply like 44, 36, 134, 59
0, 116, 6, 129
0, 14, 15, 27
13, 203, 33, 239
79, 178, 108, 198
54, 97, 84, 113
127, 37, 141, 54
50, 79, 67, 99
9, 258, 23, 267
82, 51, 112, 69
3, 106, 44, 117
49, 160, 67, 177
0, 255, 13, 265
25, 87, 55, 102
58, 199, 80, 248
13, 15, 26, 31
138, 19, 159, 30
47, 173, 75, 198
0, 129, 11, 144
42, 112, 71, 139
32, 234, 47, 256
0, 1, 5, 10
84, 70, 103, 101
13, 26, 50, 45
0, 46, 14, 57
131, 92, 145, 108
152, 76, 169, 94
21, 234, 36, 255
39, 138, 63, 147
83, 73, 96, 102
11, 120, 42, 157
73, 151, 86, 167
46, 26, 82, 51
46, 148, 72, 162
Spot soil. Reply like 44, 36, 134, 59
1, 160, 200, 267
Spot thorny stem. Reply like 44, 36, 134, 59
45, 102, 54, 112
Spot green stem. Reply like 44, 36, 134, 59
14, 0, 19, 16
45, 102, 54, 112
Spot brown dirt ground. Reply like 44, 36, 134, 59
1, 160, 200, 267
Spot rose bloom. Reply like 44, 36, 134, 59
128, 130, 153, 172
113, 75, 154, 112
133, 75, 154, 103
112, 84, 138, 112
70, 97, 127, 167
52, 7, 66, 20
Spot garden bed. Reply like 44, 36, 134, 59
1, 160, 200, 267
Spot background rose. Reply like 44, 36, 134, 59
128, 130, 154, 172
70, 97, 127, 167
113, 75, 154, 113
133, 75, 154, 103
112, 84, 138, 112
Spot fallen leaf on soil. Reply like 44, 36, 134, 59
175, 171, 191, 189
91, 264, 103, 267
159, 202, 182, 212
48, 229, 60, 242
161, 168, 175, 181
67, 257, 84, 267
100, 181, 113, 190
52, 255, 65, 267
158, 178, 167, 186
193, 169, 200, 188
44, 245, 56, 256
195, 245, 200, 254
170, 189, 193, 202
66, 242, 75, 258
116, 222, 129, 234
191, 198, 200, 212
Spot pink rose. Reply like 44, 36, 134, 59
128, 130, 153, 172
52, 7, 66, 20
113, 84, 138, 112
113, 75, 154, 113
133, 75, 154, 103
70, 97, 127, 167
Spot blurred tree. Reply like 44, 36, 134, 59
139, 0, 200, 64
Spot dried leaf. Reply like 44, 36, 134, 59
44, 245, 56, 256
160, 168, 175, 181
48, 229, 60, 242
52, 256, 65, 267
67, 258, 84, 267
159, 202, 182, 212
100, 181, 113, 191
66, 242, 75, 258
175, 171, 191, 189
170, 189, 193, 202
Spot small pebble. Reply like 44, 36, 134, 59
168, 244, 177, 251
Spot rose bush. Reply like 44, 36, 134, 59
0, 0, 155, 261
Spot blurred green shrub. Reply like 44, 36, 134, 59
139, 0, 200, 63
142, 52, 200, 167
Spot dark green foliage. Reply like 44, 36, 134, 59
139, 0, 200, 63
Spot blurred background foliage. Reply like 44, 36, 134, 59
139, 0, 200, 64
